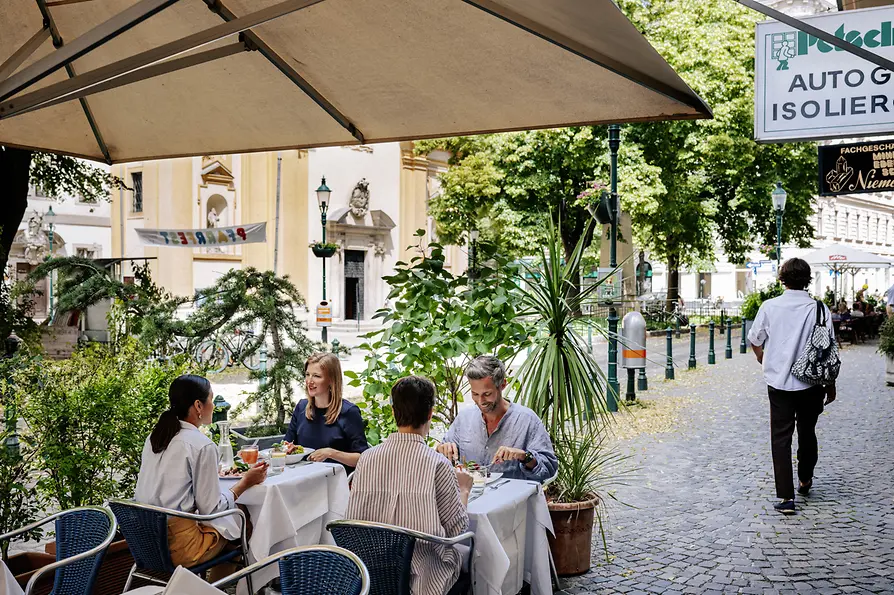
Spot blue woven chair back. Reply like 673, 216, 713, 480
277, 550, 364, 595
329, 524, 414, 595
51, 509, 112, 595
109, 502, 176, 574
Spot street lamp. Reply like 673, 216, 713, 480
771, 181, 787, 267
469, 228, 480, 277
316, 176, 331, 345
45, 205, 56, 320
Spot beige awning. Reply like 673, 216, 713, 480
0, 0, 711, 164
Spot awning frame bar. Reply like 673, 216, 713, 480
734, 0, 894, 73
0, 0, 323, 120
0, 0, 183, 102
0, 27, 51, 82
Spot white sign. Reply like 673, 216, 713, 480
136, 222, 267, 247
755, 6, 894, 142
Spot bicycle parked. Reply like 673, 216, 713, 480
195, 328, 262, 374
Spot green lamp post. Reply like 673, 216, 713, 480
46, 205, 56, 321
316, 177, 331, 345
771, 182, 787, 267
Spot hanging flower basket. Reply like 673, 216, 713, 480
310, 242, 338, 258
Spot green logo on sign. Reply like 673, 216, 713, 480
771, 32, 797, 70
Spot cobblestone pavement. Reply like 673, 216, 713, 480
558, 341, 894, 595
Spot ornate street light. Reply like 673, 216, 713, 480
316, 177, 331, 344
771, 182, 787, 267
45, 205, 56, 320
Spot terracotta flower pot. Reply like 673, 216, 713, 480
547, 495, 599, 576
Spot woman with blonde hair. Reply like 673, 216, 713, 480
283, 352, 368, 471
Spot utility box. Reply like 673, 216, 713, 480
621, 311, 647, 369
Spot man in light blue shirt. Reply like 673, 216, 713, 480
436, 356, 557, 483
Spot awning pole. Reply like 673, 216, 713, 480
0, 28, 51, 82
734, 0, 894, 73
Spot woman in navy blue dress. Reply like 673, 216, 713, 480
284, 352, 368, 471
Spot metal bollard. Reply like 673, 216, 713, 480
720, 310, 725, 335
675, 316, 681, 339
665, 328, 675, 380
622, 312, 647, 403
725, 319, 733, 359
259, 342, 268, 389
588, 323, 593, 354
688, 324, 697, 369
331, 338, 341, 357
708, 321, 716, 365
740, 320, 747, 354
212, 394, 231, 423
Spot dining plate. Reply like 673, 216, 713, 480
472, 472, 503, 487
260, 447, 314, 465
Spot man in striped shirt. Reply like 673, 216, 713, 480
347, 376, 474, 595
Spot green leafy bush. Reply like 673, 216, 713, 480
741, 282, 784, 321
879, 316, 894, 358
348, 231, 530, 442
15, 339, 191, 510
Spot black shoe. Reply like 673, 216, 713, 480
798, 480, 812, 495
774, 499, 796, 515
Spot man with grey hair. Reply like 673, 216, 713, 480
436, 355, 557, 483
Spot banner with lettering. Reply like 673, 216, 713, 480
136, 222, 267, 247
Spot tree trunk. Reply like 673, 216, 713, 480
270, 319, 286, 428
666, 252, 680, 313
0, 148, 33, 272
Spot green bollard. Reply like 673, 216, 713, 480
688, 324, 697, 369
665, 328, 675, 380
638, 368, 648, 391
720, 310, 725, 335
740, 320, 747, 354
708, 321, 716, 365
675, 316, 681, 339
212, 394, 231, 423
725, 320, 733, 359
625, 368, 636, 402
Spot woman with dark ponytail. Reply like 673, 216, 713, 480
135, 375, 267, 574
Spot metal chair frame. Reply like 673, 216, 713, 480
0, 506, 117, 595
108, 498, 252, 594
211, 544, 370, 595
326, 519, 475, 595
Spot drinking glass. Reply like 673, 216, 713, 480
270, 445, 286, 476
240, 445, 259, 465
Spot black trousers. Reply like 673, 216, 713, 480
768, 385, 825, 500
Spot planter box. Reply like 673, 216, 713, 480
311, 245, 337, 258
231, 425, 286, 450
8, 551, 55, 595
886, 355, 894, 387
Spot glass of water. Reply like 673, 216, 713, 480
270, 445, 287, 476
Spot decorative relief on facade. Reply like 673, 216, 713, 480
349, 178, 370, 218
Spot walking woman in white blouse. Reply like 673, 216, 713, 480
135, 375, 267, 573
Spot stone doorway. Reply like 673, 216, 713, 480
344, 250, 365, 320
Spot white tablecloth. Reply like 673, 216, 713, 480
467, 479, 553, 595
218, 462, 349, 594
0, 560, 23, 595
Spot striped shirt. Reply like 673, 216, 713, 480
347, 432, 468, 595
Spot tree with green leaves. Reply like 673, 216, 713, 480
618, 0, 818, 304
187, 268, 316, 429
0, 148, 124, 273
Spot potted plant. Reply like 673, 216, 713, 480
741, 281, 784, 336
878, 316, 894, 386
310, 242, 339, 258
513, 218, 619, 574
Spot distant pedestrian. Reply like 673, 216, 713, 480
748, 258, 837, 515
885, 282, 894, 316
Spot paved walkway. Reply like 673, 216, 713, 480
558, 341, 894, 595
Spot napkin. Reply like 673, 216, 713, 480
0, 560, 23, 595
162, 567, 227, 595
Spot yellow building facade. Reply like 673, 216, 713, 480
111, 143, 463, 324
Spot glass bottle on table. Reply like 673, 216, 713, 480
217, 421, 235, 471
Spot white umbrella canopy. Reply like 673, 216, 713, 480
801, 243, 893, 270
0, 0, 711, 164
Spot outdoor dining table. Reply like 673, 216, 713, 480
217, 461, 350, 595
467, 479, 554, 595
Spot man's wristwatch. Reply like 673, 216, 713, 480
522, 451, 535, 466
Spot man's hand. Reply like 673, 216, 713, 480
824, 384, 836, 406
454, 467, 473, 494
491, 446, 526, 466
751, 344, 764, 364
436, 442, 459, 464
